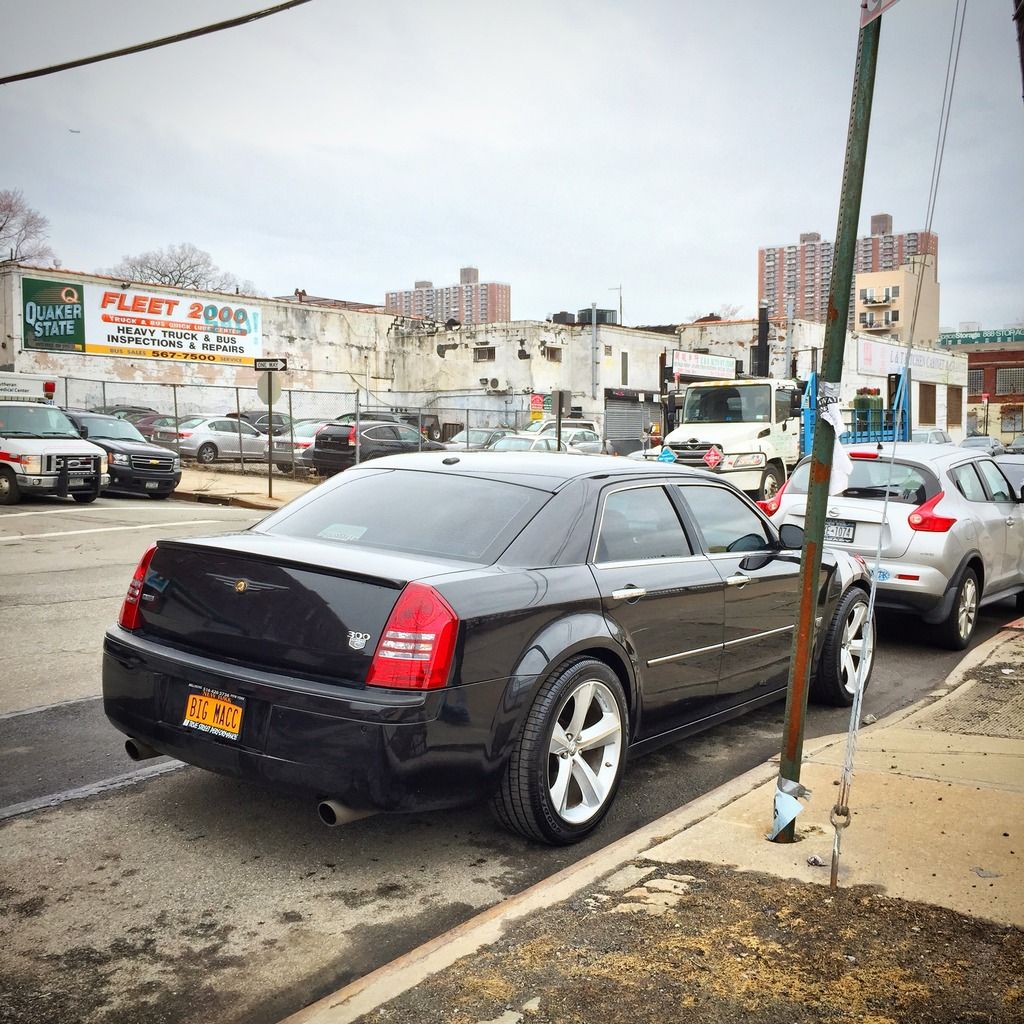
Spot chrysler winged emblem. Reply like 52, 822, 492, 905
208, 573, 286, 594
347, 630, 372, 651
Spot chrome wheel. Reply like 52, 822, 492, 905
957, 575, 978, 642
546, 679, 623, 825
839, 598, 873, 696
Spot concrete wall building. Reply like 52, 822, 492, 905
854, 254, 940, 346
384, 267, 511, 325
759, 214, 939, 324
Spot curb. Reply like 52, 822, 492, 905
280, 623, 1024, 1024
172, 488, 281, 511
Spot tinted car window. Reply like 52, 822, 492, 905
596, 487, 690, 562
680, 485, 772, 554
787, 457, 934, 505
950, 464, 987, 502
396, 426, 423, 443
366, 425, 398, 440
976, 460, 1013, 502
265, 471, 546, 562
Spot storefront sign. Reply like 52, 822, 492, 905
857, 337, 963, 385
938, 329, 1024, 346
671, 349, 736, 380
22, 277, 263, 366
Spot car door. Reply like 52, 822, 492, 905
974, 460, 1024, 588
589, 483, 725, 739
673, 482, 801, 699
205, 419, 241, 456
237, 420, 266, 456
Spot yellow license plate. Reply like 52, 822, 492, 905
182, 689, 244, 740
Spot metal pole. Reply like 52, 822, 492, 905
591, 302, 599, 400
267, 372, 274, 499
288, 390, 295, 474
101, 380, 107, 410
236, 387, 245, 473
355, 392, 361, 465
172, 385, 180, 458
774, 15, 881, 843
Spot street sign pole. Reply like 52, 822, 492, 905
773, 15, 881, 843
267, 370, 274, 500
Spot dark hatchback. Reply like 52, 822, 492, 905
103, 453, 873, 844
312, 420, 445, 476
66, 411, 181, 499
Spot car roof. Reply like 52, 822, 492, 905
834, 441, 991, 469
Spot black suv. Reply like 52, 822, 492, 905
313, 420, 445, 476
334, 410, 442, 440
65, 411, 181, 499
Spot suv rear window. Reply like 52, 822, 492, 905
263, 469, 548, 562
787, 457, 938, 505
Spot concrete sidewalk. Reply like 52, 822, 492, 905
285, 623, 1024, 1024
174, 464, 316, 510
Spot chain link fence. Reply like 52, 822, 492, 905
54, 376, 535, 476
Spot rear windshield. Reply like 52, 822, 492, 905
787, 457, 937, 505
262, 469, 548, 562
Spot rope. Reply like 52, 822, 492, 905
829, 0, 969, 889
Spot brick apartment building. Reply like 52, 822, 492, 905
384, 267, 511, 325
759, 213, 938, 325
940, 328, 1024, 440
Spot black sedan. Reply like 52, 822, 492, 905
65, 411, 181, 499
312, 419, 445, 476
103, 453, 874, 845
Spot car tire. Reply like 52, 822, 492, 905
72, 492, 98, 504
491, 657, 627, 845
936, 567, 979, 651
147, 492, 172, 500
197, 443, 217, 464
758, 464, 784, 502
0, 466, 21, 506
812, 587, 874, 707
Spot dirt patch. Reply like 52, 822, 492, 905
364, 862, 1024, 1024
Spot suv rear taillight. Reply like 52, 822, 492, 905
346, 426, 357, 447
119, 543, 157, 630
366, 583, 458, 690
756, 477, 790, 517
908, 491, 957, 533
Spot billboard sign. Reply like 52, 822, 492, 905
670, 349, 736, 380
22, 277, 263, 366
857, 337, 963, 385
939, 329, 1024, 347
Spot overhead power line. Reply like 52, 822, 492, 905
0, 0, 314, 86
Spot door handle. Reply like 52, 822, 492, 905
725, 574, 752, 588
611, 586, 647, 602
1007, 517, 1017, 527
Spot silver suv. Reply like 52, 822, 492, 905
762, 442, 1024, 649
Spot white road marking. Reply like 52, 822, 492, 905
0, 520, 230, 542
0, 505, 254, 519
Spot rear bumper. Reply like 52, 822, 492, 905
102, 628, 512, 812
867, 561, 951, 618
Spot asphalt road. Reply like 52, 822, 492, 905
0, 491, 1018, 1024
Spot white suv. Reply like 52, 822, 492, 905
759, 442, 1024, 649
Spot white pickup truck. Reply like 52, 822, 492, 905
639, 377, 804, 500
0, 376, 109, 505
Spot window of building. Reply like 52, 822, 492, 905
947, 385, 963, 427
1001, 406, 1024, 433
891, 310, 899, 322
473, 347, 496, 362
545, 348, 562, 363
919, 382, 936, 424
620, 351, 629, 385
604, 345, 613, 357
996, 368, 1024, 394
892, 286, 900, 298
859, 312, 868, 324
968, 368, 984, 395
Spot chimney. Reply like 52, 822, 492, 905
755, 301, 770, 376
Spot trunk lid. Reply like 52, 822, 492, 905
787, 497, 913, 559
137, 533, 469, 684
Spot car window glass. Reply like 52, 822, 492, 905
841, 460, 932, 505
950, 464, 987, 502
396, 426, 422, 442
208, 420, 232, 432
976, 460, 1013, 502
596, 487, 691, 562
679, 485, 772, 554
240, 422, 260, 436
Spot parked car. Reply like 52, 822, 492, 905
911, 428, 953, 445
312, 420, 445, 476
563, 427, 618, 456
269, 419, 335, 474
1004, 435, 1024, 454
995, 453, 1024, 493
961, 435, 1006, 456
442, 427, 514, 450
523, 417, 600, 436
334, 410, 442, 440
90, 404, 159, 421
103, 452, 873, 845
488, 433, 570, 453
759, 443, 1024, 649
65, 411, 181, 499
226, 410, 292, 436
132, 413, 180, 441
153, 415, 267, 463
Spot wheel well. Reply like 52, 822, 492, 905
965, 557, 984, 595
767, 459, 786, 480
571, 646, 633, 717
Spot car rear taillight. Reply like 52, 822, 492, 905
756, 477, 790, 516
366, 583, 459, 690
908, 491, 957, 533
118, 543, 157, 630
347, 426, 357, 447
177, 431, 192, 439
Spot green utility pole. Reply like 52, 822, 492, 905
773, 15, 881, 843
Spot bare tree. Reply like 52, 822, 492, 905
106, 242, 258, 294
0, 189, 55, 263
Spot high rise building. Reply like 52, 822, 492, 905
758, 215, 938, 325
384, 267, 511, 325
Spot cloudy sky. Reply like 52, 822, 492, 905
2, 0, 1021, 329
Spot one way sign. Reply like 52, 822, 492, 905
254, 357, 288, 372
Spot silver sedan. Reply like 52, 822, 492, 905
152, 415, 268, 463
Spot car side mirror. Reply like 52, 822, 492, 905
78, 424, 89, 438
779, 523, 804, 549
790, 393, 803, 417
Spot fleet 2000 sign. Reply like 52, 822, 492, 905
22, 277, 263, 366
